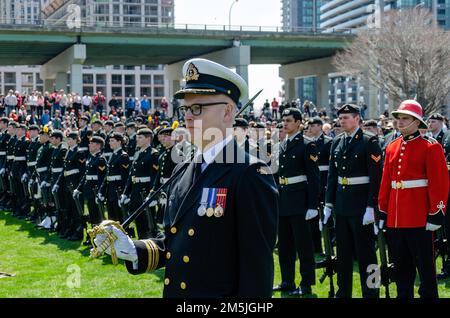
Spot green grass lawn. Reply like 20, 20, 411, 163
1, 210, 449, 298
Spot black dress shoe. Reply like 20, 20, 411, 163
289, 286, 312, 296
273, 282, 296, 292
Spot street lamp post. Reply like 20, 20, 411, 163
229, 0, 239, 31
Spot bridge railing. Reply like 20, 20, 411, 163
0, 19, 356, 35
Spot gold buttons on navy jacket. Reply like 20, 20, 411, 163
188, 228, 195, 236
170, 227, 177, 234
180, 282, 187, 290
166, 252, 171, 259
164, 278, 170, 285
183, 256, 190, 263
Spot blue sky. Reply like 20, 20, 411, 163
174, 0, 283, 108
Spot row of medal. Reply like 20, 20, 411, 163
197, 188, 227, 218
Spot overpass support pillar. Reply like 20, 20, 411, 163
55, 72, 68, 91
41, 44, 86, 94
70, 64, 83, 95
44, 79, 54, 92
283, 78, 296, 103
164, 63, 182, 117
316, 74, 329, 109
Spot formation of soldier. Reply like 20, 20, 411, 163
0, 83, 449, 298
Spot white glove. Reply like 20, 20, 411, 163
40, 181, 50, 188
52, 184, 59, 194
148, 200, 158, 208
323, 206, 332, 225
305, 209, 319, 221
119, 194, 130, 207
362, 207, 375, 225
28, 178, 34, 187
425, 222, 441, 231
96, 193, 105, 204
0, 168, 5, 176
21, 173, 28, 182
92, 225, 137, 262
73, 189, 81, 198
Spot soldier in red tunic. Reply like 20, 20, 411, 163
378, 100, 449, 298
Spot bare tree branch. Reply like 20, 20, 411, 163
334, 8, 450, 115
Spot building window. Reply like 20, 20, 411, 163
124, 75, 135, 85
141, 75, 151, 85
125, 87, 135, 97
112, 74, 122, 85
438, 9, 446, 15
111, 87, 122, 97
154, 75, 164, 85
141, 87, 151, 97
154, 87, 164, 97
4, 72, 16, 84
83, 74, 93, 84
96, 74, 106, 85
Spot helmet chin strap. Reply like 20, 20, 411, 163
398, 119, 418, 134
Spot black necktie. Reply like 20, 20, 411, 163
345, 136, 351, 148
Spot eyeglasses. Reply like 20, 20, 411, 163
179, 102, 229, 116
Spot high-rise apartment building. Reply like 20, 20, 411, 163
0, 0, 43, 25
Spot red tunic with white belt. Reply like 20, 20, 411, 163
378, 131, 449, 228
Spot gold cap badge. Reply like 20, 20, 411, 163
185, 63, 200, 81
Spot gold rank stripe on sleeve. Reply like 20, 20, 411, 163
143, 239, 159, 272
153, 164, 159, 171
99, 165, 106, 171
371, 154, 381, 163
122, 164, 129, 169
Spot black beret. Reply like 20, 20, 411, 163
337, 103, 360, 115
29, 124, 39, 131
90, 136, 105, 146
104, 120, 114, 126
276, 123, 283, 129
135, 117, 144, 123
110, 132, 124, 142
0, 117, 9, 124
233, 118, 249, 128
126, 122, 136, 129
114, 122, 125, 128
50, 130, 64, 140
8, 121, 19, 127
428, 113, 444, 121
282, 107, 302, 121
160, 121, 169, 127
137, 128, 154, 137
19, 124, 28, 130
92, 119, 103, 125
80, 116, 89, 122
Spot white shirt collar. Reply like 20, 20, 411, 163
345, 127, 360, 139
287, 131, 300, 142
196, 134, 233, 169
113, 147, 122, 154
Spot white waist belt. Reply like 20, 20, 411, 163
27, 161, 37, 167
36, 167, 48, 173
338, 176, 370, 185
14, 156, 26, 161
78, 147, 88, 151
319, 165, 329, 171
0, 151, 6, 156
160, 177, 170, 184
6, 155, 14, 160
64, 169, 79, 177
51, 168, 63, 173
391, 179, 428, 189
107, 175, 122, 181
86, 175, 98, 181
104, 152, 112, 157
279, 175, 307, 185
132, 176, 151, 183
